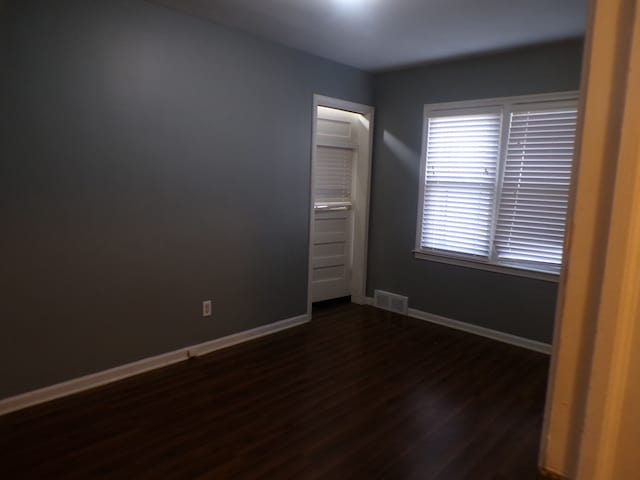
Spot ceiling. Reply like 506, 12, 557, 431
151, 0, 588, 72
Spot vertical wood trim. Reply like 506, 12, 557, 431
576, 3, 640, 477
306, 97, 320, 316
350, 109, 374, 304
540, 0, 640, 477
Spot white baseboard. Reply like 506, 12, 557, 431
0, 313, 309, 417
364, 297, 551, 354
188, 314, 309, 357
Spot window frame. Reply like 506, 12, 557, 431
414, 91, 580, 283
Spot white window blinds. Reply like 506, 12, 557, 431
417, 94, 579, 276
314, 146, 354, 204
495, 104, 578, 268
421, 111, 502, 257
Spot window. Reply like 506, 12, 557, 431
416, 92, 579, 279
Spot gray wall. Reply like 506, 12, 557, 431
1, 2, 7, 168
368, 40, 583, 343
1, 0, 372, 399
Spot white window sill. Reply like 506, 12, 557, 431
413, 250, 560, 283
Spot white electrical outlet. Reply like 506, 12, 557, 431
202, 300, 212, 317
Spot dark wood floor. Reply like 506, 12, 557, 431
0, 302, 549, 479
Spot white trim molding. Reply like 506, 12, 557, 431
407, 308, 552, 354
0, 314, 309, 417
414, 251, 559, 283
187, 314, 308, 357
364, 297, 551, 354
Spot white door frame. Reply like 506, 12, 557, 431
307, 94, 375, 316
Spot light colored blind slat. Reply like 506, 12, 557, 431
421, 112, 502, 256
315, 146, 354, 204
494, 105, 578, 271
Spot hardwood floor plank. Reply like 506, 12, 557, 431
0, 302, 549, 479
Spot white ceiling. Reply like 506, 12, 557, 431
151, 0, 588, 72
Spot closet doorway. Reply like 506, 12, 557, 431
307, 95, 374, 313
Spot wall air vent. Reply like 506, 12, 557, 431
373, 290, 409, 315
